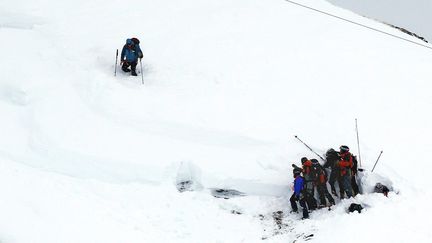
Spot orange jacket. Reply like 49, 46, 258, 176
338, 152, 353, 176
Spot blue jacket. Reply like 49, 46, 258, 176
121, 39, 143, 62
294, 176, 305, 197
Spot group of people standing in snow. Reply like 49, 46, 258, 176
290, 145, 360, 219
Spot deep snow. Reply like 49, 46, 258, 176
1, 0, 432, 242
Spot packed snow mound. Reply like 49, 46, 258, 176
0, 0, 432, 242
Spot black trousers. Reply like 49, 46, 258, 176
351, 175, 360, 196
329, 168, 344, 197
303, 181, 317, 210
122, 61, 137, 72
290, 193, 309, 219
316, 184, 335, 206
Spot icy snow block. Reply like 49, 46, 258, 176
175, 161, 203, 192
176, 180, 194, 192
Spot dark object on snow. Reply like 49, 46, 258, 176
176, 180, 193, 192
211, 188, 246, 199
272, 211, 284, 228
348, 203, 363, 213
231, 210, 242, 215
374, 183, 390, 197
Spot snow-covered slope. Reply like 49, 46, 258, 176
1, 0, 432, 242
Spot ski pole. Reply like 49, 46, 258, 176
294, 135, 325, 161
140, 58, 144, 84
114, 49, 118, 76
371, 151, 383, 172
355, 118, 362, 167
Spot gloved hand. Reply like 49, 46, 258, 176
139, 53, 143, 58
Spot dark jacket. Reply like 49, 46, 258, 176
121, 39, 143, 62
324, 149, 340, 169
312, 161, 328, 185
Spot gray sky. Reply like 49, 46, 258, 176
327, 0, 432, 42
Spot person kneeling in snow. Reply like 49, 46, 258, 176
120, 38, 143, 76
374, 183, 390, 197
290, 167, 309, 219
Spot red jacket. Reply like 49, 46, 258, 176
338, 152, 353, 176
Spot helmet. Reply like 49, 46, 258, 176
301, 157, 308, 164
293, 167, 302, 176
126, 39, 133, 45
340, 145, 349, 153
326, 148, 336, 157
311, 159, 319, 164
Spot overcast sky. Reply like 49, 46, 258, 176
327, 0, 432, 42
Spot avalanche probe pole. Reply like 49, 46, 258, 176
140, 58, 144, 85
114, 49, 118, 76
294, 135, 325, 161
371, 151, 383, 172
355, 118, 362, 167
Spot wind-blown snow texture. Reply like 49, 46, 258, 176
0, 0, 431, 242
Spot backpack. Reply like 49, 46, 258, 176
348, 203, 363, 213
311, 160, 327, 184
131, 37, 140, 45
324, 148, 339, 169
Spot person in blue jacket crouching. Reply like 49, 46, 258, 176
120, 38, 143, 76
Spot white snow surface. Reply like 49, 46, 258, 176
1, 0, 432, 242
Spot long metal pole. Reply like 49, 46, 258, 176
371, 151, 383, 172
294, 135, 325, 161
114, 49, 118, 76
355, 118, 362, 167
140, 58, 144, 85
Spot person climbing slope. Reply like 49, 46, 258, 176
120, 37, 143, 76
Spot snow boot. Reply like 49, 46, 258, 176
131, 70, 138, 76
122, 65, 131, 72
